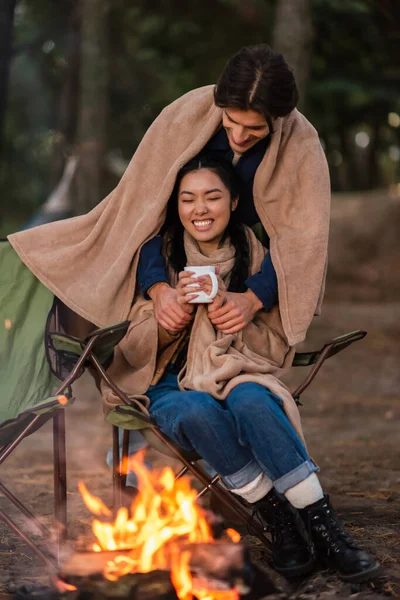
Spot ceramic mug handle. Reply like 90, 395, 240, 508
205, 272, 219, 301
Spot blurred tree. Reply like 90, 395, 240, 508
1, 0, 400, 231
75, 0, 109, 214
106, 0, 274, 161
49, 0, 80, 191
0, 0, 72, 231
272, 0, 313, 109
0, 0, 17, 156
309, 0, 400, 191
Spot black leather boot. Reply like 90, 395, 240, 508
300, 495, 381, 583
254, 489, 315, 577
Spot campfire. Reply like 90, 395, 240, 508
63, 453, 248, 600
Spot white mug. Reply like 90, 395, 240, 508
184, 266, 218, 304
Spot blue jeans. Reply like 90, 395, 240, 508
147, 370, 318, 494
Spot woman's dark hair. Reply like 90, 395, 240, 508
214, 44, 298, 132
163, 156, 250, 292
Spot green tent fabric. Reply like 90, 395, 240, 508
0, 241, 60, 425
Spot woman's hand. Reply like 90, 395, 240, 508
176, 270, 202, 305
148, 282, 194, 334
205, 274, 228, 310
177, 270, 228, 308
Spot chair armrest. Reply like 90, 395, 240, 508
48, 320, 130, 370
292, 330, 367, 402
293, 330, 367, 367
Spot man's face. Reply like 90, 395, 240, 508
222, 108, 269, 155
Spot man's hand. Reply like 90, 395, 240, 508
207, 289, 263, 334
148, 282, 194, 333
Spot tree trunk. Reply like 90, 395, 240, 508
75, 0, 109, 215
50, 0, 81, 190
272, 0, 313, 112
0, 0, 17, 156
365, 117, 381, 190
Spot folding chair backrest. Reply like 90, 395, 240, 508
48, 320, 130, 376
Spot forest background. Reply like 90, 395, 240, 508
0, 0, 399, 233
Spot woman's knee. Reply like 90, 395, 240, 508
226, 383, 283, 420
151, 391, 219, 432
176, 393, 221, 429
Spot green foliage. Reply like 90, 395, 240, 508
1, 0, 71, 224
107, 0, 275, 157
309, 0, 400, 131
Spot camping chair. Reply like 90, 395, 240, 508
0, 238, 367, 564
0, 240, 130, 571
106, 329, 367, 551
48, 317, 367, 552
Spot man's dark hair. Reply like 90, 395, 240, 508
163, 156, 250, 292
214, 44, 299, 131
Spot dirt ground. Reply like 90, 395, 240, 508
0, 191, 399, 598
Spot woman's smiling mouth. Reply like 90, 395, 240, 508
192, 219, 214, 231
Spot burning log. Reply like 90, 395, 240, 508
59, 543, 280, 599
10, 572, 178, 600
64, 456, 283, 600
61, 542, 246, 581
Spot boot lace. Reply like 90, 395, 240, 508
248, 501, 306, 550
315, 500, 360, 552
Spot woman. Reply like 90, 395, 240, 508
102, 157, 380, 583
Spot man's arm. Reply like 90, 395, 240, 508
207, 253, 278, 333
244, 252, 278, 311
137, 236, 168, 299
138, 236, 193, 333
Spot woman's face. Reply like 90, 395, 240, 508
222, 108, 269, 155
178, 168, 238, 255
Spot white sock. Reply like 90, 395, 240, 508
284, 473, 324, 509
230, 472, 273, 503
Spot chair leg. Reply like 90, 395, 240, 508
150, 427, 272, 549
53, 410, 67, 563
112, 426, 122, 514
175, 465, 189, 479
0, 507, 56, 572
0, 415, 41, 466
120, 429, 130, 492
0, 480, 50, 538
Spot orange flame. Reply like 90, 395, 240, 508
171, 548, 239, 600
225, 529, 241, 544
79, 453, 240, 600
78, 481, 112, 517
53, 576, 77, 592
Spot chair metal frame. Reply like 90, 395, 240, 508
0, 315, 366, 574
110, 330, 368, 551
0, 307, 130, 574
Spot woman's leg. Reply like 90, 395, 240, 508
226, 383, 381, 582
225, 382, 318, 495
147, 371, 264, 492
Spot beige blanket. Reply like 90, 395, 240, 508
8, 85, 330, 345
102, 228, 304, 442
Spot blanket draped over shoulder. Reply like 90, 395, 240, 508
101, 227, 304, 443
8, 85, 330, 345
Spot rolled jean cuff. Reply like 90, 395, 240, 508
273, 459, 319, 494
222, 460, 263, 490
